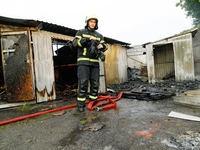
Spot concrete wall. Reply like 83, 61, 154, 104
192, 29, 200, 79
105, 44, 127, 84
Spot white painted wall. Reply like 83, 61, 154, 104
127, 45, 146, 70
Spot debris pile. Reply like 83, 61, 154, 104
162, 131, 200, 149
55, 83, 78, 98
108, 79, 200, 94
78, 122, 105, 132
127, 67, 148, 81
107, 79, 200, 101
122, 91, 175, 101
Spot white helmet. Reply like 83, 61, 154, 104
85, 14, 98, 30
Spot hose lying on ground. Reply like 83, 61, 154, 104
0, 92, 123, 126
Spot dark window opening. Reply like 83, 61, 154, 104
52, 39, 78, 99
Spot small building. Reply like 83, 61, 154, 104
0, 16, 130, 103
145, 28, 200, 83
126, 45, 147, 75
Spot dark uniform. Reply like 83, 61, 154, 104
72, 14, 108, 111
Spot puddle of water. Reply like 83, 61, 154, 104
58, 112, 106, 147
58, 129, 83, 147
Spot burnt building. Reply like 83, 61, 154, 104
145, 28, 200, 83
0, 16, 130, 103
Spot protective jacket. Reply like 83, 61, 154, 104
73, 28, 108, 67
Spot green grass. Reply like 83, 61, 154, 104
79, 118, 88, 125
91, 116, 99, 120
14, 104, 46, 111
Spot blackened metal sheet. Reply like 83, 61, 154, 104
2, 33, 34, 102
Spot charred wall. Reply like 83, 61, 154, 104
3, 34, 34, 101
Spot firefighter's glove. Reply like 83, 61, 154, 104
80, 37, 89, 46
89, 40, 100, 54
98, 52, 106, 62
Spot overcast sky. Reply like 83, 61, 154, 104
1, 0, 193, 45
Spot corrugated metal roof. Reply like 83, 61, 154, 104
0, 16, 130, 46
143, 28, 198, 47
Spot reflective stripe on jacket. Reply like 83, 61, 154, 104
73, 28, 108, 67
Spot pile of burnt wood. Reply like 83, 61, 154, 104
107, 79, 200, 101
56, 83, 78, 98
122, 90, 176, 101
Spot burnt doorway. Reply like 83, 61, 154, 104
52, 39, 77, 99
153, 43, 175, 80
1, 31, 35, 102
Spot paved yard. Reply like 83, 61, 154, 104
0, 96, 200, 150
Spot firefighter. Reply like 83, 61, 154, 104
72, 14, 108, 112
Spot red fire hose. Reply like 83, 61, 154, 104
87, 92, 123, 111
0, 92, 123, 126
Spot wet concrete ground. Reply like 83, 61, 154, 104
0, 96, 200, 150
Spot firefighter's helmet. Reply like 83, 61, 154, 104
85, 14, 98, 30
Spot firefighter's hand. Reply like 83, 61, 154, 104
97, 44, 103, 49
90, 37, 96, 41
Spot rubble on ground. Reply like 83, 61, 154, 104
107, 78, 200, 98
127, 67, 148, 81
162, 131, 200, 149
55, 83, 78, 98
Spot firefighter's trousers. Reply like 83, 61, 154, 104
77, 65, 99, 108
